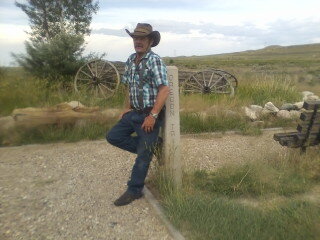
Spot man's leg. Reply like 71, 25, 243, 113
113, 112, 163, 206
106, 111, 138, 154
127, 115, 162, 195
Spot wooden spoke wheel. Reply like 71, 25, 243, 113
213, 68, 238, 90
74, 59, 120, 99
181, 69, 238, 96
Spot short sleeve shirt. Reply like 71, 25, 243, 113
122, 51, 168, 109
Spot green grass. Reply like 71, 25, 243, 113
164, 194, 320, 240
0, 43, 317, 145
165, 43, 320, 95
236, 77, 301, 106
179, 76, 300, 134
0, 67, 122, 146
180, 112, 261, 135
0, 67, 125, 117
150, 150, 320, 240
1, 121, 117, 146
192, 158, 317, 198
0, 66, 301, 145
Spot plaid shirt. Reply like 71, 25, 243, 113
122, 51, 168, 109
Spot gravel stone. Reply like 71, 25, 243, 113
0, 141, 172, 240
181, 130, 286, 171
0, 130, 288, 239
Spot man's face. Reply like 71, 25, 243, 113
133, 36, 153, 54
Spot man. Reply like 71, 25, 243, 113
106, 23, 169, 206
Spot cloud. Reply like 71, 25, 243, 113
1, 0, 320, 65
98, 0, 216, 10
84, 34, 132, 62
85, 17, 320, 62
0, 4, 29, 25
92, 28, 127, 37
92, 18, 320, 46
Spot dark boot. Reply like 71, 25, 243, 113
114, 191, 143, 206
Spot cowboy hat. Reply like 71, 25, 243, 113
125, 23, 161, 47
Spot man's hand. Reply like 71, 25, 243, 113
141, 115, 156, 133
119, 109, 132, 120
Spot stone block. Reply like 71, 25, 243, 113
277, 110, 291, 119
264, 102, 279, 113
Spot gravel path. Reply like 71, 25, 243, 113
0, 141, 173, 240
181, 130, 286, 171
0, 130, 285, 240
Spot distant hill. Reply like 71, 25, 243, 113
166, 43, 320, 62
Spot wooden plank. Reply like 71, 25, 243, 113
279, 136, 296, 146
287, 142, 302, 148
303, 100, 320, 110
279, 136, 302, 148
275, 131, 320, 148
298, 138, 320, 147
274, 101, 320, 149
306, 139, 320, 146
293, 132, 319, 142
300, 111, 320, 121
297, 123, 320, 133
274, 132, 298, 141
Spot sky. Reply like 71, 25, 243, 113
0, 0, 320, 66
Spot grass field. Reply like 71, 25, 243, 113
0, 43, 319, 146
150, 149, 320, 240
0, 67, 123, 146
160, 43, 320, 239
164, 43, 320, 94
0, 67, 125, 117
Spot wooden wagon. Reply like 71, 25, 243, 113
74, 59, 238, 99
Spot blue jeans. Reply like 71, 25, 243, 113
106, 110, 163, 195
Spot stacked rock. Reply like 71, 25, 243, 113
244, 91, 319, 121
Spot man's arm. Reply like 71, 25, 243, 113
119, 88, 132, 119
151, 85, 170, 115
141, 84, 169, 132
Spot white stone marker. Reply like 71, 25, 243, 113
163, 66, 182, 187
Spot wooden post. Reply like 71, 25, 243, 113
163, 66, 182, 187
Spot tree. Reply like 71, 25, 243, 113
14, 32, 86, 81
15, 0, 99, 42
13, 0, 99, 82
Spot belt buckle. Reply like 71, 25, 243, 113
135, 108, 143, 113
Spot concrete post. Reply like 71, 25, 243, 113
163, 66, 182, 187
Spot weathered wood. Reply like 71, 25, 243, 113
278, 136, 296, 146
297, 123, 320, 133
302, 100, 320, 110
75, 60, 120, 99
163, 66, 182, 188
274, 101, 320, 152
273, 132, 299, 141
1, 102, 121, 131
276, 133, 319, 148
300, 112, 320, 121
293, 132, 319, 142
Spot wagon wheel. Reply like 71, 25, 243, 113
74, 59, 120, 99
181, 69, 237, 96
213, 69, 238, 90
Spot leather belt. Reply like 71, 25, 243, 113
130, 105, 165, 120
131, 106, 153, 114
